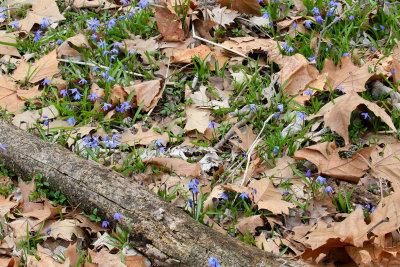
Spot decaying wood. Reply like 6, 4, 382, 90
0, 120, 303, 267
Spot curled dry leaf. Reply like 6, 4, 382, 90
153, 2, 184, 42
0, 31, 21, 57
142, 158, 201, 178
49, 219, 85, 241
19, 0, 65, 32
321, 56, 373, 93
184, 106, 210, 134
220, 0, 262, 15
170, 45, 212, 64
125, 79, 162, 112
310, 91, 396, 144
236, 215, 264, 235
293, 141, 375, 183
57, 33, 89, 57
370, 143, 400, 190
0, 78, 42, 113
13, 105, 59, 130
0, 195, 18, 217
26, 244, 69, 266
12, 49, 60, 83
119, 124, 169, 146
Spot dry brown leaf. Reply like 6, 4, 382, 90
220, 0, 261, 15
293, 142, 375, 183
70, 0, 119, 9
229, 125, 257, 152
255, 233, 280, 254
248, 178, 281, 204
310, 91, 396, 144
236, 215, 264, 235
143, 158, 201, 177
221, 184, 253, 196
0, 195, 18, 217
0, 31, 21, 57
121, 38, 158, 65
13, 104, 58, 130
57, 33, 89, 57
369, 191, 400, 237
263, 156, 296, 179
91, 248, 125, 267
26, 244, 69, 266
171, 45, 212, 64
18, 179, 43, 212
393, 59, 400, 83
184, 106, 210, 134
153, 2, 184, 41
19, 0, 65, 32
203, 185, 225, 211
119, 124, 169, 146
126, 79, 162, 112
207, 7, 239, 28
22, 199, 59, 223
370, 143, 400, 190
9, 218, 39, 244
64, 243, 80, 267
125, 255, 148, 267
258, 199, 296, 215
49, 219, 85, 241
12, 49, 60, 83
279, 53, 319, 96
321, 56, 373, 93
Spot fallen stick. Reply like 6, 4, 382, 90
0, 120, 303, 267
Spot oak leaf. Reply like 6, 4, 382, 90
230, 125, 257, 152
310, 91, 396, 144
220, 0, 262, 15
0, 31, 21, 57
236, 215, 264, 235
184, 106, 210, 134
370, 143, 400, 191
125, 79, 162, 112
207, 7, 239, 28
12, 49, 60, 83
57, 33, 89, 57
19, 0, 65, 32
49, 219, 85, 241
153, 2, 184, 41
70, 0, 119, 9
321, 56, 373, 93
171, 45, 212, 64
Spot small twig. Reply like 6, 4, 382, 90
240, 114, 274, 186
314, 1, 358, 59
214, 110, 257, 149
367, 217, 389, 234
192, 26, 248, 58
57, 58, 145, 77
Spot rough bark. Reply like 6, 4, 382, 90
0, 120, 303, 267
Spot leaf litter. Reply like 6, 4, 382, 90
0, 0, 400, 265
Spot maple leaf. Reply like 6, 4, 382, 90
368, 191, 400, 237
370, 143, 400, 191
153, 2, 184, 42
12, 49, 60, 83
293, 141, 375, 183
19, 0, 65, 32
321, 56, 373, 93
310, 91, 396, 144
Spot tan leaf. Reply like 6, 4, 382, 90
0, 31, 21, 57
0, 195, 18, 217
321, 56, 373, 93
57, 33, 89, 57
19, 0, 65, 32
109, 85, 128, 106
393, 59, 400, 83
143, 158, 201, 177
125, 255, 148, 267
49, 219, 85, 241
279, 54, 319, 96
63, 243, 80, 267
203, 185, 226, 211
26, 244, 69, 266
207, 7, 239, 28
257, 199, 296, 215
70, 0, 119, 9
126, 79, 162, 112
248, 178, 281, 204
236, 215, 264, 235
119, 124, 169, 146
0, 76, 38, 113
121, 38, 158, 65
74, 214, 103, 234
221, 184, 252, 196
255, 233, 280, 253
22, 199, 59, 223
293, 142, 375, 183
220, 0, 261, 15
369, 191, 400, 236
370, 143, 400, 190
184, 106, 210, 134
171, 45, 212, 64
230, 125, 257, 152
12, 49, 60, 83
91, 248, 125, 267
153, 2, 184, 42
263, 156, 296, 179
18, 179, 43, 212
310, 91, 396, 144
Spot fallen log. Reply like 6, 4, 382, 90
0, 120, 303, 267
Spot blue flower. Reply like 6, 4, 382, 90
192, 187, 200, 195
67, 116, 76, 126
60, 89, 67, 97
46, 227, 51, 235
102, 221, 110, 228
262, 12, 270, 19
208, 121, 219, 129
158, 146, 166, 153
87, 18, 101, 32
306, 169, 311, 177
40, 17, 52, 29
305, 88, 312, 96
121, 0, 129, 4
74, 92, 83, 100
69, 88, 78, 94
328, 1, 339, 8
316, 176, 326, 185
297, 112, 307, 120
380, 25, 385, 30
349, 14, 355, 21
293, 22, 297, 29
188, 198, 193, 208
107, 19, 117, 29
10, 19, 19, 28
107, 76, 115, 83
391, 68, 395, 75
239, 192, 248, 200
371, 46, 376, 52
370, 206, 375, 213
42, 78, 51, 86
277, 103, 284, 112
138, 0, 149, 9
34, 30, 42, 42
102, 103, 112, 111
88, 92, 98, 101
249, 104, 256, 110
343, 52, 350, 56
220, 192, 228, 199
56, 39, 62, 45
0, 143, 7, 150
114, 212, 122, 220
325, 186, 333, 194
315, 15, 323, 24
304, 20, 312, 28
97, 40, 107, 49
311, 7, 320, 16
336, 86, 345, 92
327, 8, 334, 17
90, 34, 97, 41
155, 139, 164, 147
361, 112, 371, 119
273, 146, 279, 154
207, 257, 221, 267
286, 46, 295, 53
78, 78, 88, 85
